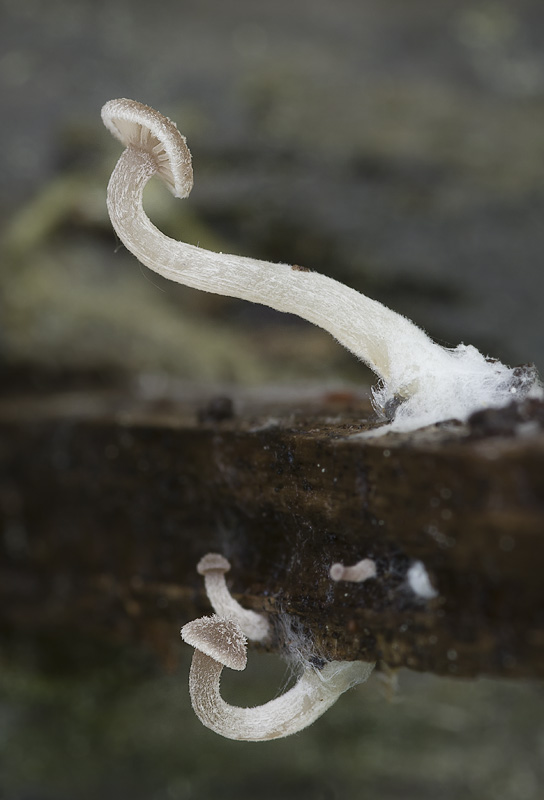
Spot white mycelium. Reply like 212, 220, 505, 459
406, 560, 438, 599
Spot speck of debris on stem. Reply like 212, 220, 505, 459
291, 264, 313, 272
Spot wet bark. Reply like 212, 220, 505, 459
1, 374, 543, 679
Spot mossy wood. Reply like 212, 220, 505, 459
1, 380, 543, 679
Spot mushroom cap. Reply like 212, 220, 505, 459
197, 553, 231, 576
101, 98, 193, 198
329, 563, 345, 581
181, 615, 247, 671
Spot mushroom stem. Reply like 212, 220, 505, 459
107, 144, 425, 384
197, 553, 270, 642
188, 647, 374, 742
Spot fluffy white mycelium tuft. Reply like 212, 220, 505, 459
102, 98, 543, 433
406, 560, 438, 600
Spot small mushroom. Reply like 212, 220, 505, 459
181, 614, 375, 741
197, 553, 270, 641
330, 558, 377, 583
102, 98, 542, 433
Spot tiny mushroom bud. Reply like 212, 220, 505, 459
197, 553, 270, 642
181, 614, 375, 741
330, 558, 377, 583
102, 98, 542, 434
406, 560, 438, 600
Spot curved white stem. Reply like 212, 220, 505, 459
203, 570, 270, 641
188, 649, 374, 741
196, 554, 270, 641
106, 147, 440, 387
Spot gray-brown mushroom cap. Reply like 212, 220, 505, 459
101, 98, 193, 198
197, 553, 231, 576
181, 615, 248, 671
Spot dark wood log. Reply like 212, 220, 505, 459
1, 380, 544, 679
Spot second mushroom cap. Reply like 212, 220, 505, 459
181, 614, 248, 671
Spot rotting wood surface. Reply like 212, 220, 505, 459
1, 380, 543, 680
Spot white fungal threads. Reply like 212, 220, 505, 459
197, 553, 270, 641
330, 558, 377, 583
406, 561, 438, 599
181, 615, 375, 741
102, 98, 542, 432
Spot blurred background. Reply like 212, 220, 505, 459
1, 0, 544, 797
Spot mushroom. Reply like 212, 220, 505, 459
197, 553, 270, 641
330, 558, 377, 583
181, 614, 375, 741
101, 98, 542, 432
